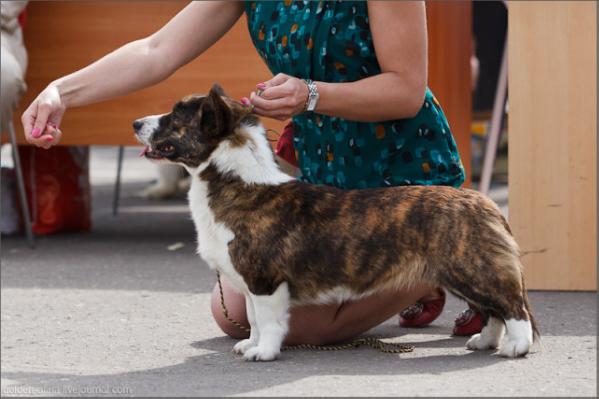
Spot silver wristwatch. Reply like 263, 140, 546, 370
303, 79, 319, 112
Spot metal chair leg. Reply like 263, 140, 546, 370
112, 145, 124, 216
7, 121, 34, 247
479, 28, 508, 195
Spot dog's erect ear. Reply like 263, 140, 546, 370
200, 84, 233, 139
210, 83, 226, 97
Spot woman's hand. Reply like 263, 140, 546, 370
21, 84, 65, 149
247, 73, 309, 121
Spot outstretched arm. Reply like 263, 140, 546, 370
22, 1, 244, 148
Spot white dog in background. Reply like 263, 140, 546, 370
138, 164, 191, 199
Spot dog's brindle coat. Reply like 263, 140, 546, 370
134, 84, 539, 361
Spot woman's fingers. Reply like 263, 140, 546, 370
21, 111, 63, 149
31, 102, 53, 138
21, 85, 66, 148
256, 73, 290, 92
259, 82, 293, 100
265, 73, 290, 88
252, 73, 295, 103
21, 106, 36, 139
250, 74, 309, 120
250, 91, 292, 110
21, 104, 51, 147
42, 125, 62, 149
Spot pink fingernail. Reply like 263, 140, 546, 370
241, 97, 250, 105
45, 136, 53, 142
32, 127, 41, 138
257, 83, 266, 89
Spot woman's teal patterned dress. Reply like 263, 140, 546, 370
245, 1, 465, 189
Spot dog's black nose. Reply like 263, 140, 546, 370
132, 120, 143, 132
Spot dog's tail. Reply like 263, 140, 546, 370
521, 276, 541, 343
500, 212, 540, 343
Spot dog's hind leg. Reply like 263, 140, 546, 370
243, 282, 290, 362
444, 267, 535, 357
467, 316, 505, 350
441, 256, 537, 357
437, 214, 539, 357
233, 295, 260, 355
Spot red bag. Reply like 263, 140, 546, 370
275, 122, 298, 167
18, 146, 91, 234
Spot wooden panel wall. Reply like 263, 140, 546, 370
426, 1, 472, 186
509, 2, 597, 290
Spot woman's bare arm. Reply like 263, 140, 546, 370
249, 1, 428, 122
317, 1, 428, 120
22, 1, 244, 147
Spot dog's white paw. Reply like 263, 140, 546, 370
499, 318, 533, 358
138, 183, 178, 200
233, 339, 258, 355
466, 333, 498, 351
499, 337, 531, 358
243, 346, 280, 362
466, 316, 504, 351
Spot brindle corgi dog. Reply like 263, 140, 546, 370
134, 84, 539, 362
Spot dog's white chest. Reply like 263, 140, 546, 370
188, 178, 248, 292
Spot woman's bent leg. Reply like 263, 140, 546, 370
210, 278, 250, 340
210, 277, 435, 345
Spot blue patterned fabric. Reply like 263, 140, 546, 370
245, 1, 465, 189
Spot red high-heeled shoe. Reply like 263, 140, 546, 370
399, 289, 446, 328
452, 307, 484, 336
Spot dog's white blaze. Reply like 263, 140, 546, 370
499, 317, 533, 358
135, 113, 166, 144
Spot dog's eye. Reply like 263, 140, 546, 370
158, 143, 176, 155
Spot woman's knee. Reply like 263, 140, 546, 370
210, 281, 250, 340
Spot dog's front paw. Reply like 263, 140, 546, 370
233, 339, 258, 355
243, 346, 280, 362
466, 333, 498, 351
499, 337, 531, 358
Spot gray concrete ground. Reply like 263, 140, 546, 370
1, 147, 597, 397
